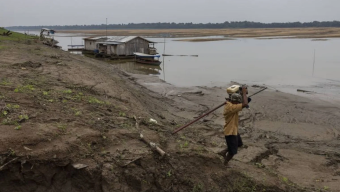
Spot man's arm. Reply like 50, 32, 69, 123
242, 85, 248, 108
223, 102, 242, 115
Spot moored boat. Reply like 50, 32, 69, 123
133, 52, 161, 58
134, 52, 161, 66
135, 58, 162, 66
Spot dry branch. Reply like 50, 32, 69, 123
134, 116, 166, 157
0, 157, 18, 171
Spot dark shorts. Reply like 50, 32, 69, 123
225, 134, 243, 155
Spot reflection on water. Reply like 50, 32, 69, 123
16, 31, 340, 94
112, 62, 162, 75
16, 31, 87, 51
152, 38, 340, 88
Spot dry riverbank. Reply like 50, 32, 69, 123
0, 34, 339, 191
129, 73, 340, 192
60, 28, 340, 39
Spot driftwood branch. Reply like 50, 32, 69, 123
140, 133, 166, 157
134, 116, 166, 157
297, 89, 314, 93
0, 31, 12, 36
0, 157, 18, 171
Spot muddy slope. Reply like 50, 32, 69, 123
0, 39, 338, 192
131, 73, 340, 192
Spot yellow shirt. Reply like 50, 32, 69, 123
223, 102, 242, 135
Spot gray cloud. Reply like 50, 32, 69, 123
1, 0, 339, 27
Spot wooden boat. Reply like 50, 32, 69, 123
133, 52, 160, 58
133, 52, 161, 65
136, 58, 162, 66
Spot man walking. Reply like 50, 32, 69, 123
219, 85, 248, 167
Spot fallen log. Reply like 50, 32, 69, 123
140, 133, 166, 156
134, 116, 166, 157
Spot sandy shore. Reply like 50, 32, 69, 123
60, 28, 340, 38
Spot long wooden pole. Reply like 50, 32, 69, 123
313, 49, 315, 76
172, 87, 267, 134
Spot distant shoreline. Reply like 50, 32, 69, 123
58, 28, 340, 38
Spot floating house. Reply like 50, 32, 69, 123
83, 36, 108, 51
83, 36, 157, 56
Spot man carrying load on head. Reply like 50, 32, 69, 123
219, 85, 248, 167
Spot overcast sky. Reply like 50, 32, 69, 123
1, 0, 339, 27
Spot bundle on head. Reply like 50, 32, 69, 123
230, 93, 242, 103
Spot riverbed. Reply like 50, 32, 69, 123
21, 31, 340, 100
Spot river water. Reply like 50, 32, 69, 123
20, 31, 340, 99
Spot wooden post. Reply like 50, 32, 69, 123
313, 49, 315, 76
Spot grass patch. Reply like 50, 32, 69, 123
0, 79, 11, 86
88, 96, 105, 105
57, 123, 67, 133
14, 85, 35, 93
14, 125, 22, 130
0, 27, 38, 41
63, 89, 72, 94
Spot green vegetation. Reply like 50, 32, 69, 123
57, 124, 67, 133
2, 118, 17, 125
18, 114, 29, 121
14, 125, 22, 130
63, 89, 72, 94
167, 170, 172, 177
7, 21, 340, 31
72, 108, 82, 116
2, 110, 8, 116
180, 141, 189, 148
1, 103, 28, 129
192, 183, 204, 192
88, 96, 105, 104
119, 112, 126, 117
14, 85, 35, 93
255, 162, 265, 168
0, 27, 37, 41
8, 148, 15, 156
0, 79, 11, 86
13, 104, 20, 109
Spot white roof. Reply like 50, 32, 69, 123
90, 36, 155, 45
96, 41, 121, 45
106, 36, 154, 43
83, 36, 108, 40
106, 36, 136, 43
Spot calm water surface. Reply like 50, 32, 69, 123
21, 31, 340, 97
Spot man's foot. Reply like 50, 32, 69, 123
217, 148, 227, 157
239, 144, 248, 149
223, 160, 233, 168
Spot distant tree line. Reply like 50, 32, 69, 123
6, 21, 340, 31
